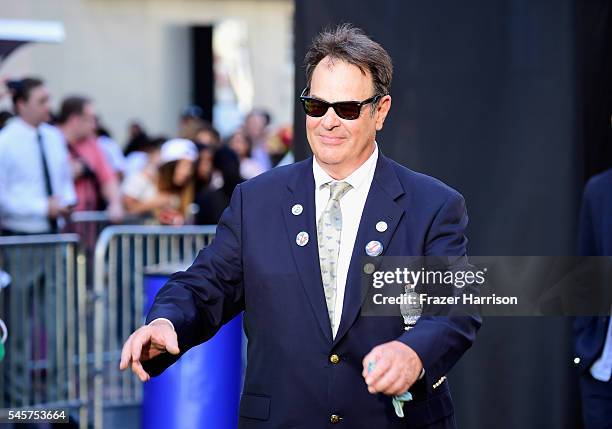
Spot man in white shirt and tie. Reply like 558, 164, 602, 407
0, 77, 76, 235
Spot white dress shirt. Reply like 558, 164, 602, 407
0, 117, 76, 233
313, 143, 378, 338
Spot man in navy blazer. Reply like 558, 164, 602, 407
575, 168, 612, 429
120, 24, 480, 428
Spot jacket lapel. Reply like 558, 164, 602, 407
282, 158, 333, 342
333, 154, 406, 346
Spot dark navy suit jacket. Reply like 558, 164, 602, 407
144, 153, 481, 428
575, 169, 612, 374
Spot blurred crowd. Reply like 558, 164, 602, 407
0, 76, 294, 235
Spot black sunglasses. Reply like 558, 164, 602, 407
299, 88, 384, 120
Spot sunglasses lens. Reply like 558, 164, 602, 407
302, 99, 328, 117
335, 102, 361, 120
301, 96, 364, 120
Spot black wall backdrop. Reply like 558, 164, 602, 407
191, 26, 214, 122
293, 0, 612, 428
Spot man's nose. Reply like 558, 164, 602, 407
321, 107, 341, 129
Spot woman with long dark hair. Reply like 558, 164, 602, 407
155, 139, 197, 225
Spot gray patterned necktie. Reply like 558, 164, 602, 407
317, 181, 352, 333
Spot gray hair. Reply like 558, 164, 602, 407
304, 24, 393, 100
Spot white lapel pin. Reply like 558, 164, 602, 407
376, 221, 388, 232
365, 240, 383, 257
292, 204, 303, 216
296, 231, 309, 247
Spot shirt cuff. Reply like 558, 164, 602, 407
148, 318, 175, 331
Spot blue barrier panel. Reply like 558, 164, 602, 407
142, 272, 242, 429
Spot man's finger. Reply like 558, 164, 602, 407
163, 330, 180, 355
131, 359, 150, 382
385, 377, 409, 396
370, 364, 398, 394
361, 353, 371, 378
365, 355, 391, 386
130, 328, 150, 364
128, 329, 152, 381
362, 348, 383, 378
119, 335, 133, 370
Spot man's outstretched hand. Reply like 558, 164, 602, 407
119, 320, 180, 382
362, 340, 423, 395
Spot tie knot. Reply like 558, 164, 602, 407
328, 181, 352, 201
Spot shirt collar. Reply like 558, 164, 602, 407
11, 116, 40, 135
313, 142, 379, 191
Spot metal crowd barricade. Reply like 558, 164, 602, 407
67, 211, 147, 244
65, 211, 146, 285
0, 234, 88, 428
92, 225, 217, 429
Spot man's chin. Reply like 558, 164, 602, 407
314, 147, 346, 163
315, 155, 343, 167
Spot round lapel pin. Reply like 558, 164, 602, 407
296, 231, 309, 247
363, 263, 375, 274
376, 221, 388, 232
292, 204, 303, 216
365, 240, 383, 256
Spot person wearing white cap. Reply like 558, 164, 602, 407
155, 138, 198, 225
122, 138, 197, 225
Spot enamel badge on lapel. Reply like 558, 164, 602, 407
296, 231, 309, 247
291, 204, 303, 216
365, 240, 383, 257
376, 221, 388, 232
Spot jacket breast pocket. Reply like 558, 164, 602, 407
239, 393, 271, 421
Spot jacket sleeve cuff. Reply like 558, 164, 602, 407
148, 318, 175, 331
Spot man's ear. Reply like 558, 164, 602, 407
15, 99, 25, 115
375, 95, 392, 131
